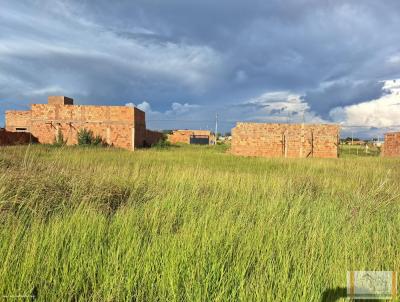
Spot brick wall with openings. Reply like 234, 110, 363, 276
30, 104, 136, 149
167, 130, 212, 144
4, 96, 163, 150
231, 123, 340, 158
5, 110, 31, 132
382, 132, 400, 157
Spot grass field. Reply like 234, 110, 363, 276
339, 144, 381, 157
0, 144, 399, 301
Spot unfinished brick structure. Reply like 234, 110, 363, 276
5, 96, 162, 150
167, 130, 214, 145
231, 123, 340, 158
0, 128, 36, 146
145, 130, 164, 146
5, 110, 31, 133
382, 132, 400, 157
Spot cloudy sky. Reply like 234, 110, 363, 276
1, 0, 400, 137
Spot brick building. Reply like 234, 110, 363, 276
382, 132, 400, 157
5, 96, 163, 150
0, 128, 35, 146
167, 130, 214, 145
231, 123, 340, 158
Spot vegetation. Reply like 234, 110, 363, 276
340, 137, 362, 143
0, 144, 399, 301
53, 130, 66, 147
339, 144, 381, 157
151, 136, 172, 149
77, 128, 107, 146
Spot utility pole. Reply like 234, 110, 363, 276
300, 110, 305, 158
351, 130, 354, 145
215, 113, 218, 145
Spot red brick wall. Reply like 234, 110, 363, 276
48, 96, 74, 105
29, 104, 137, 150
382, 132, 400, 157
4, 96, 156, 150
167, 130, 212, 144
0, 129, 35, 146
231, 123, 340, 158
133, 109, 146, 148
5, 110, 31, 132
145, 130, 164, 146
168, 131, 190, 144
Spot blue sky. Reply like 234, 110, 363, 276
1, 0, 400, 137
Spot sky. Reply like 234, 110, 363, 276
1, 0, 400, 137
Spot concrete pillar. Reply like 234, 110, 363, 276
106, 127, 111, 145
55, 124, 59, 141
284, 130, 288, 158
300, 123, 304, 158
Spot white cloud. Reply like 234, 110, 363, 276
329, 79, 400, 127
387, 55, 400, 65
30, 86, 70, 96
125, 100, 203, 131
126, 101, 199, 116
166, 102, 200, 115
136, 101, 152, 112
382, 79, 400, 94
240, 91, 325, 123
125, 101, 153, 112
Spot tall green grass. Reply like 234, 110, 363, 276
0, 144, 399, 301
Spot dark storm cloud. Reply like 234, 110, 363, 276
1, 0, 400, 131
305, 80, 384, 118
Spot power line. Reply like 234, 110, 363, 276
215, 113, 218, 143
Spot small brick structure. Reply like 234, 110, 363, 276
5, 110, 31, 133
382, 132, 400, 157
167, 130, 214, 145
4, 96, 163, 150
231, 123, 340, 158
0, 128, 36, 146
145, 130, 165, 146
48, 96, 74, 105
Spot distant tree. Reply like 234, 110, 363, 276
343, 136, 360, 142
